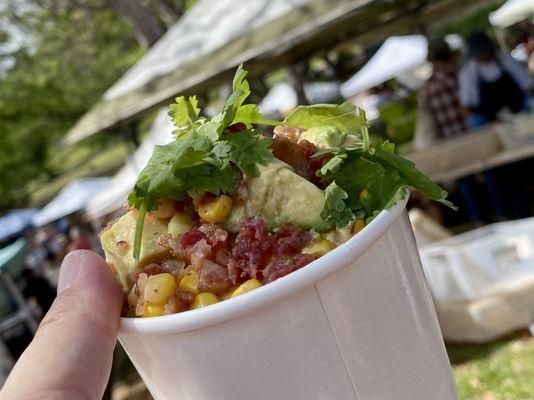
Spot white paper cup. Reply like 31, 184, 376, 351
119, 199, 457, 400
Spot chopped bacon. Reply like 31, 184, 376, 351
232, 217, 273, 280
198, 223, 228, 247
272, 224, 311, 255
142, 263, 165, 276
159, 233, 183, 258
227, 122, 247, 133
198, 260, 232, 294
161, 258, 186, 277
273, 125, 302, 143
181, 230, 205, 247
272, 136, 331, 186
263, 254, 313, 283
272, 136, 314, 180
175, 289, 195, 306
190, 239, 212, 270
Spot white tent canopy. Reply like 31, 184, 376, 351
490, 0, 534, 28
33, 178, 111, 227
341, 35, 428, 98
105, 0, 308, 101
85, 109, 174, 220
259, 81, 341, 117
0, 209, 37, 242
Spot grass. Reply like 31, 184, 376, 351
448, 332, 534, 400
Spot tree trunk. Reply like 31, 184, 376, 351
149, 0, 185, 28
288, 65, 309, 105
105, 0, 165, 47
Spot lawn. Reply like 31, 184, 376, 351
448, 333, 534, 400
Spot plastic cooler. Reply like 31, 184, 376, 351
119, 199, 457, 400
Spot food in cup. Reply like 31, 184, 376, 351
100, 66, 453, 317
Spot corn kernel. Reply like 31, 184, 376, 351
353, 219, 366, 234
359, 189, 370, 200
191, 293, 219, 309
198, 195, 233, 223
220, 285, 239, 300
231, 279, 262, 298
142, 303, 165, 317
144, 273, 176, 304
302, 239, 336, 256
179, 270, 199, 294
149, 198, 177, 219
168, 212, 193, 237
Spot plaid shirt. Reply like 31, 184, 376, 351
421, 64, 468, 138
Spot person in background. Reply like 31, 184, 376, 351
67, 226, 92, 252
459, 31, 533, 127
414, 38, 468, 149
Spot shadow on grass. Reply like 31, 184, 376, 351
446, 330, 529, 365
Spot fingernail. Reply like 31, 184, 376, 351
57, 251, 86, 294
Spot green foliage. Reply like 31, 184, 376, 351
0, 2, 142, 212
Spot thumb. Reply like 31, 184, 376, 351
1, 250, 123, 400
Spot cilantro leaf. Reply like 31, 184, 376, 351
321, 182, 355, 228
369, 142, 455, 209
168, 96, 200, 128
224, 130, 273, 176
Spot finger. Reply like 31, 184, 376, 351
1, 250, 123, 400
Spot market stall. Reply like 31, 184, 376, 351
33, 178, 111, 227
85, 109, 174, 220
406, 112, 534, 182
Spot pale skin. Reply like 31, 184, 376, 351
1, 250, 122, 400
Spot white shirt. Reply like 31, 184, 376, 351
459, 54, 533, 108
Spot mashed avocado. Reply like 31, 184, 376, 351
225, 160, 331, 232
299, 125, 346, 149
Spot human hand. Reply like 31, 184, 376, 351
1, 250, 122, 400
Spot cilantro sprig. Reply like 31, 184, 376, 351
128, 65, 277, 259
286, 103, 455, 228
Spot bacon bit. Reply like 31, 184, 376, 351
175, 289, 195, 306
227, 122, 247, 133
181, 230, 205, 247
263, 254, 313, 283
272, 224, 311, 255
232, 217, 273, 280
161, 258, 186, 277
164, 295, 187, 315
272, 136, 315, 181
198, 223, 228, 247
159, 233, 184, 259
142, 263, 165, 276
198, 260, 232, 294
190, 239, 212, 270
273, 126, 302, 143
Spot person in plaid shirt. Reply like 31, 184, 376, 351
419, 39, 468, 139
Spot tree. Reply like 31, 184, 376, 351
0, 2, 142, 212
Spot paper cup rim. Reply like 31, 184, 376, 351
119, 196, 408, 335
